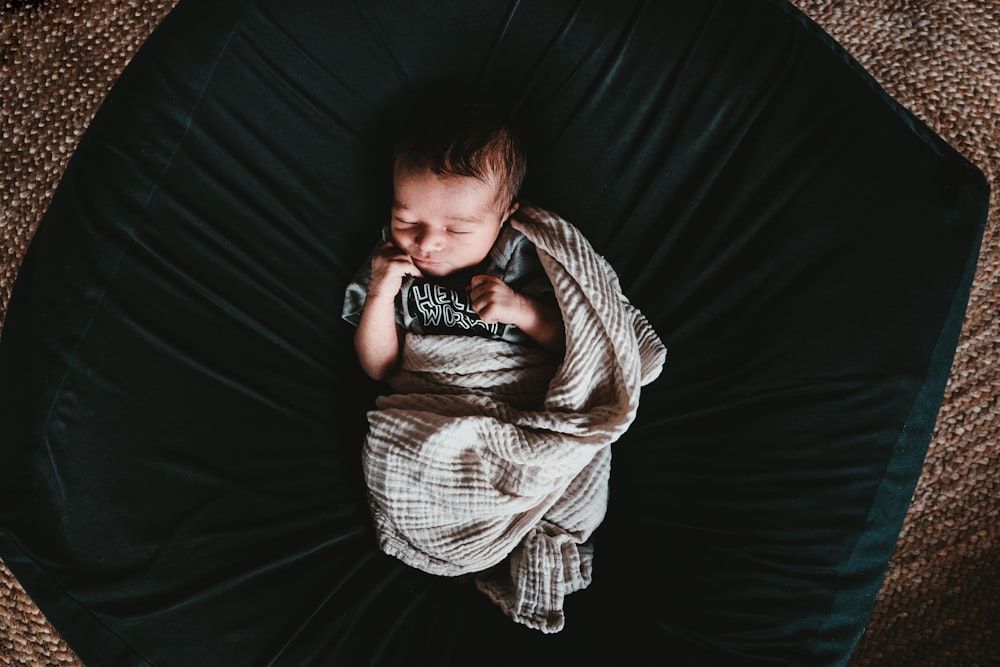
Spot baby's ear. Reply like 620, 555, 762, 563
504, 201, 520, 222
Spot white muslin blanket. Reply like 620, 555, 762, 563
362, 204, 666, 633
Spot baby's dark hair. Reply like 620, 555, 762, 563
392, 100, 526, 212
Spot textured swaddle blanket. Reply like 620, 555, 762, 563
363, 204, 667, 632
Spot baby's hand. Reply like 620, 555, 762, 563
470, 274, 565, 352
468, 274, 524, 325
369, 242, 422, 302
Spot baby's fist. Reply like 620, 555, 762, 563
369, 242, 421, 301
468, 274, 523, 325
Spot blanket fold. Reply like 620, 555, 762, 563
362, 204, 666, 632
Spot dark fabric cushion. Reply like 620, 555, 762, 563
0, 0, 988, 665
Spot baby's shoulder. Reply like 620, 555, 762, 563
489, 222, 535, 268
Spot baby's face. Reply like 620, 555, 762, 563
390, 167, 517, 277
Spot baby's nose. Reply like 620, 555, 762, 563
416, 227, 446, 251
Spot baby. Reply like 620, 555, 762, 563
342, 102, 564, 379
345, 100, 667, 634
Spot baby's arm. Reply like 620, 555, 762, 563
468, 275, 565, 353
355, 243, 422, 380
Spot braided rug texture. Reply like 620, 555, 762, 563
1, 1, 997, 665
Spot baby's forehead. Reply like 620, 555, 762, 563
393, 168, 503, 203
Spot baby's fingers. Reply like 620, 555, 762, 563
377, 246, 422, 276
400, 257, 423, 278
467, 274, 504, 298
469, 274, 502, 288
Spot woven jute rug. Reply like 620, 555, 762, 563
2, 1, 998, 665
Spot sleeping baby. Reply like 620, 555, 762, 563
342, 98, 666, 633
